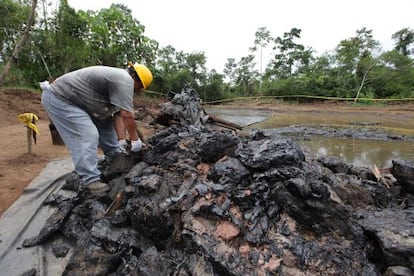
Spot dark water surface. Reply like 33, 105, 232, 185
205, 107, 414, 168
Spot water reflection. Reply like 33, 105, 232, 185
206, 107, 414, 168
296, 135, 414, 168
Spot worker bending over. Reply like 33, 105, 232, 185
40, 62, 153, 195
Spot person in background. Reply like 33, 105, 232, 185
40, 62, 153, 195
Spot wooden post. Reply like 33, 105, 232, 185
26, 127, 32, 154
18, 113, 39, 153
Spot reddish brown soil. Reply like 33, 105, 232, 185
0, 88, 413, 216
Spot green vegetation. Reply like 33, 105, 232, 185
0, 1, 413, 103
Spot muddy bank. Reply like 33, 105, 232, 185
20, 87, 414, 275
259, 125, 414, 142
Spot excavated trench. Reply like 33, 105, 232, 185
21, 86, 414, 275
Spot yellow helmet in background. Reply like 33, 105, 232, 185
128, 62, 153, 89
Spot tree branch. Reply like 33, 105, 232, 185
0, 0, 38, 85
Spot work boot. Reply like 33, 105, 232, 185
86, 181, 110, 195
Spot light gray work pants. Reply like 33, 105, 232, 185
41, 87, 120, 184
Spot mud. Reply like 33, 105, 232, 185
259, 125, 414, 142
21, 86, 414, 275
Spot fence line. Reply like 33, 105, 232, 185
202, 95, 414, 105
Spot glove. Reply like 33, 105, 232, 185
118, 139, 128, 150
130, 139, 143, 152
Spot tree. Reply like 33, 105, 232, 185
0, 0, 37, 85
81, 4, 158, 67
200, 69, 224, 102
155, 45, 180, 74
48, 0, 88, 74
392, 28, 414, 57
334, 27, 380, 99
250, 27, 272, 94
267, 28, 312, 80
353, 28, 380, 101
371, 50, 414, 98
13, 0, 90, 84
235, 55, 258, 96
185, 52, 207, 87
302, 53, 338, 97
0, 0, 30, 60
152, 46, 209, 93
354, 52, 377, 102
223, 58, 237, 86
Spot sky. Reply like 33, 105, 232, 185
67, 0, 413, 73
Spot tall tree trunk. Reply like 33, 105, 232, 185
354, 60, 376, 103
354, 71, 369, 103
0, 0, 38, 85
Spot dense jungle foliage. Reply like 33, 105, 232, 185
1, 0, 413, 102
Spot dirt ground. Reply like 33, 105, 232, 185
0, 88, 413, 217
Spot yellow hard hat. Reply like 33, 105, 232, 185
128, 62, 153, 89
